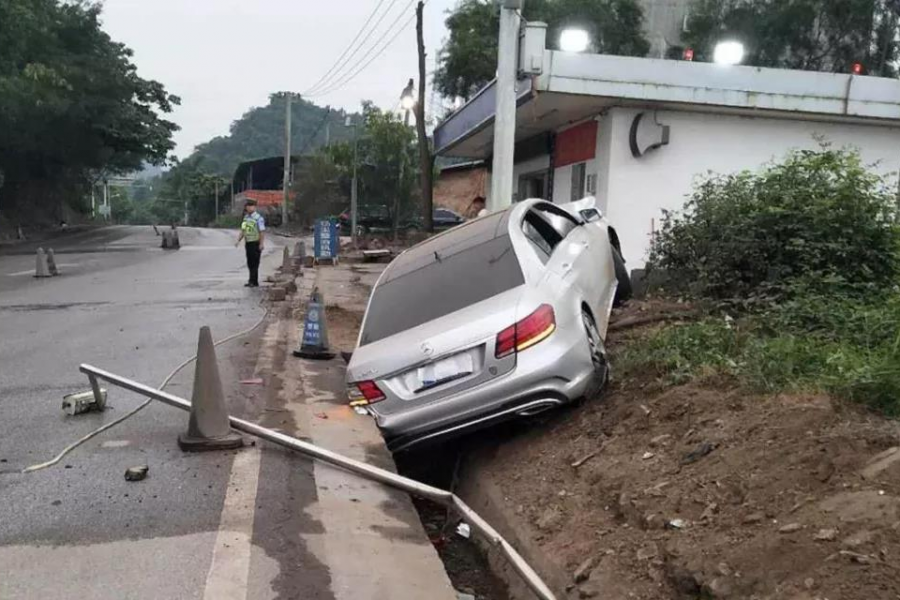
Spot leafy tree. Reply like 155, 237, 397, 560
434, 0, 651, 100
293, 104, 419, 235
0, 0, 179, 219
682, 0, 900, 77
183, 93, 354, 177
154, 158, 230, 226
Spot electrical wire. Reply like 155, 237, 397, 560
307, 0, 423, 99
22, 306, 271, 474
303, 0, 401, 96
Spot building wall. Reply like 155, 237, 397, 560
433, 167, 488, 216
601, 107, 900, 267
513, 154, 551, 200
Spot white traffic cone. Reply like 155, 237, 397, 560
34, 248, 51, 278
46, 248, 60, 276
178, 326, 243, 452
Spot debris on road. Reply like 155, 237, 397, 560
240, 378, 264, 385
62, 389, 107, 415
456, 522, 471, 539
124, 465, 149, 481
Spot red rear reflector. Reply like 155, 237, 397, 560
349, 380, 385, 405
495, 304, 556, 359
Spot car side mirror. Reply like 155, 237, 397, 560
579, 208, 602, 223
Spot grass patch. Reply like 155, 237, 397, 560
618, 293, 900, 416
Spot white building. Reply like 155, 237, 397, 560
432, 38, 900, 267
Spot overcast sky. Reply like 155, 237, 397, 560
101, 0, 459, 158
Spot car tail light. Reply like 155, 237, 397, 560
495, 304, 556, 359
348, 380, 385, 406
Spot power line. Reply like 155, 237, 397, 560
303, 0, 401, 95
307, 0, 422, 98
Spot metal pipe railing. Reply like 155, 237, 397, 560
79, 364, 557, 600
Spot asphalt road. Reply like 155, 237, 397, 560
0, 226, 293, 599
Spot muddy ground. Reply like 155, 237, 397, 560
466, 301, 900, 600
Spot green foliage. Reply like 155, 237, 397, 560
182, 93, 353, 177
619, 292, 900, 415
212, 214, 243, 229
0, 0, 179, 216
434, 0, 650, 99
295, 104, 419, 230
632, 145, 900, 416
649, 146, 900, 305
683, 0, 900, 77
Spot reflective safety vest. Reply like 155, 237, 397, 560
242, 213, 261, 242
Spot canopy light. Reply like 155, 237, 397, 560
559, 28, 590, 53
713, 41, 744, 65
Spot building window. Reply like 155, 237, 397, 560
571, 162, 587, 201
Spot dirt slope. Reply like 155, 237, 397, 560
467, 307, 900, 600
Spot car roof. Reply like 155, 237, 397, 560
380, 210, 511, 285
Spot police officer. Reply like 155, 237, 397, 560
236, 199, 265, 287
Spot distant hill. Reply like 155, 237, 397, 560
182, 92, 354, 177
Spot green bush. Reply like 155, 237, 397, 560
619, 294, 900, 416
649, 146, 900, 305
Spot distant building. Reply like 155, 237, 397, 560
433, 161, 488, 216
433, 29, 900, 267
232, 156, 304, 225
639, 0, 692, 58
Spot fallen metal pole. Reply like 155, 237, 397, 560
79, 364, 557, 600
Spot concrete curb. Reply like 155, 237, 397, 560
458, 451, 571, 600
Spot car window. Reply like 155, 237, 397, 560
435, 209, 452, 218
533, 203, 579, 240
360, 234, 524, 345
522, 210, 561, 264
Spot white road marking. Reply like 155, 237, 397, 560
6, 264, 79, 276
202, 446, 262, 600
202, 311, 283, 599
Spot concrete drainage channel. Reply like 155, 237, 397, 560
396, 449, 512, 600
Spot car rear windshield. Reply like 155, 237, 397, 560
360, 234, 524, 345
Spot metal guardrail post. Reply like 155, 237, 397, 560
78, 364, 557, 600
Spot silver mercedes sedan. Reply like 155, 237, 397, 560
346, 197, 630, 453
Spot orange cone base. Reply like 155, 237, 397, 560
178, 430, 243, 452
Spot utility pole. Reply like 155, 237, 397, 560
103, 179, 110, 222
214, 180, 219, 221
489, 0, 522, 213
349, 116, 359, 249
282, 93, 292, 226
325, 120, 331, 147
415, 1, 434, 232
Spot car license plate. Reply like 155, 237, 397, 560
414, 351, 476, 392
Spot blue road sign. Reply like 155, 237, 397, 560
314, 219, 339, 261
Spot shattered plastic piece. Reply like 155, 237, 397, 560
124, 465, 149, 482
456, 522, 471, 539
667, 518, 686, 530
642, 452, 655, 460
240, 378, 264, 385
353, 406, 369, 416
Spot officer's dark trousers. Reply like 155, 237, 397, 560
245, 241, 261, 286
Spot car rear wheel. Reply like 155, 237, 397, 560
582, 309, 609, 398
612, 247, 632, 307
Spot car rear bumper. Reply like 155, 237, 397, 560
370, 331, 596, 453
